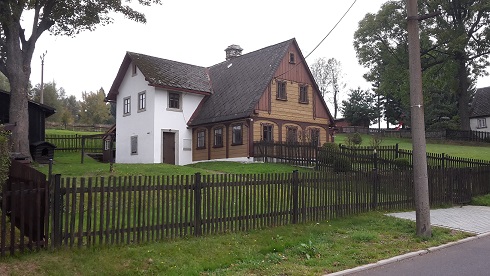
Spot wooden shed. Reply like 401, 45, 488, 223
30, 141, 56, 164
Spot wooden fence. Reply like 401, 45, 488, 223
343, 128, 490, 143
2, 165, 490, 255
45, 134, 104, 152
254, 142, 490, 171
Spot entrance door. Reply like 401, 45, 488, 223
162, 132, 176, 164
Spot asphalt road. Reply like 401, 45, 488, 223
346, 234, 490, 276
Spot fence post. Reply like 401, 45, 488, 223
371, 150, 379, 209
441, 153, 446, 170
291, 170, 299, 224
194, 173, 202, 236
395, 143, 399, 159
80, 136, 85, 164
52, 174, 62, 248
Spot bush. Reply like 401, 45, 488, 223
370, 133, 383, 148
319, 143, 340, 165
345, 132, 363, 147
333, 157, 352, 172
393, 157, 411, 170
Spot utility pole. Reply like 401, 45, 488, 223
407, 0, 431, 237
40, 51, 47, 104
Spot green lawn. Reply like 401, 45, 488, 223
46, 129, 103, 136
335, 133, 490, 161
0, 212, 471, 275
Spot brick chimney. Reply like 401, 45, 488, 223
225, 44, 243, 60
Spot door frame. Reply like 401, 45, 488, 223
161, 129, 178, 165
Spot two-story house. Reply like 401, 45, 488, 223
106, 38, 334, 165
470, 86, 490, 132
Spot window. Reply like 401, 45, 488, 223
214, 127, 223, 147
232, 124, 243, 145
197, 130, 206, 149
132, 63, 137, 76
477, 118, 487, 129
262, 124, 273, 142
299, 85, 308, 104
289, 52, 295, 64
123, 96, 131, 116
130, 135, 138, 155
310, 128, 320, 147
286, 126, 298, 143
276, 80, 287, 100
104, 140, 111, 151
138, 91, 146, 111
169, 92, 181, 110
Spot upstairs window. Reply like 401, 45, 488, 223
232, 124, 243, 145
477, 118, 487, 129
262, 124, 273, 142
214, 127, 223, 147
286, 126, 298, 143
197, 130, 206, 149
289, 52, 295, 64
168, 92, 181, 110
299, 85, 308, 104
123, 96, 131, 116
276, 81, 287, 100
132, 63, 137, 76
138, 91, 146, 111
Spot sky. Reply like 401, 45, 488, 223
28, 0, 490, 108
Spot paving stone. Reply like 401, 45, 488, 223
388, 206, 490, 234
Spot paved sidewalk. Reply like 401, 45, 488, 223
327, 206, 490, 275
388, 205, 490, 234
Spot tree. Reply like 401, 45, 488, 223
341, 87, 379, 127
310, 57, 345, 119
0, 1, 161, 158
79, 88, 113, 125
354, 0, 490, 130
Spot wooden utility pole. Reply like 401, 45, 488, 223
407, 0, 431, 237
40, 51, 47, 104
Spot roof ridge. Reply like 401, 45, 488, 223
127, 51, 208, 69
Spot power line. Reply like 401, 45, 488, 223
275, 0, 358, 79
304, 0, 357, 60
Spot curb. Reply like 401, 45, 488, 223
326, 232, 490, 275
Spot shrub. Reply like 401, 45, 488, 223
370, 133, 383, 148
333, 157, 352, 172
345, 132, 363, 147
319, 143, 340, 165
393, 157, 411, 170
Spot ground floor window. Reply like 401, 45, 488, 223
262, 124, 273, 142
477, 118, 487, 129
130, 135, 138, 155
232, 124, 243, 145
197, 130, 206, 149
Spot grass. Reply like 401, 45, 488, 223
0, 212, 471, 275
34, 152, 314, 177
335, 133, 490, 161
471, 194, 490, 206
46, 129, 103, 136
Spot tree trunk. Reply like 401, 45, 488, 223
456, 57, 471, 131
5, 22, 35, 159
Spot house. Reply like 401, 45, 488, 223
106, 38, 335, 165
470, 87, 490, 132
0, 90, 55, 144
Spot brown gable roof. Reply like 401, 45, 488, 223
470, 86, 490, 118
187, 39, 293, 126
106, 52, 212, 101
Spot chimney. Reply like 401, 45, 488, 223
225, 44, 243, 60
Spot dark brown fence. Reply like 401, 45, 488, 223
45, 134, 104, 152
346, 128, 490, 143
253, 142, 318, 167
1, 160, 48, 256
2, 165, 490, 255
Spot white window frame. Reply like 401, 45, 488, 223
123, 96, 131, 116
138, 91, 146, 112
477, 118, 487, 129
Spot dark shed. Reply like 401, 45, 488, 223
0, 89, 56, 144
30, 141, 56, 164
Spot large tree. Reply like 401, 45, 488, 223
0, 0, 161, 158
79, 88, 113, 125
354, 0, 490, 130
310, 57, 345, 119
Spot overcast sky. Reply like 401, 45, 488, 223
28, 0, 490, 107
